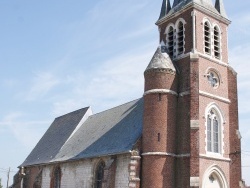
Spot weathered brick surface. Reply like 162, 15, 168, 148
142, 65, 178, 188
154, 4, 241, 188
228, 67, 242, 188
142, 156, 175, 188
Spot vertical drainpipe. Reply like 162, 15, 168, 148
20, 167, 25, 188
21, 178, 23, 188
192, 10, 196, 53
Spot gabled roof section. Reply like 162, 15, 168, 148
21, 107, 90, 167
21, 99, 144, 166
54, 98, 143, 161
215, 0, 228, 19
145, 46, 176, 73
158, 0, 171, 20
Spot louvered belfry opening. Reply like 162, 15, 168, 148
167, 26, 174, 57
204, 22, 211, 55
214, 26, 221, 59
177, 22, 184, 55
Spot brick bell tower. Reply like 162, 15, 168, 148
142, 0, 242, 187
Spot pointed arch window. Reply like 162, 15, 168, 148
177, 21, 184, 55
53, 166, 61, 188
167, 26, 174, 57
204, 21, 211, 55
95, 161, 105, 188
207, 109, 220, 153
214, 26, 221, 59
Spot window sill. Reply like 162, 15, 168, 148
200, 153, 231, 162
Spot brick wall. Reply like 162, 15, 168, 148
228, 67, 242, 187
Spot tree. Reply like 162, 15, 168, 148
0, 178, 3, 188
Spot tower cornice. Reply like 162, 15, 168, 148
156, 2, 231, 26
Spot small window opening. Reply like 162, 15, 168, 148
158, 93, 162, 101
167, 26, 174, 57
214, 26, 220, 59
95, 162, 105, 188
204, 22, 211, 55
177, 22, 184, 55
158, 133, 161, 142
54, 167, 61, 188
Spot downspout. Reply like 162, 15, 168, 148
20, 167, 26, 188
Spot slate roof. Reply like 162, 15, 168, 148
171, 0, 218, 16
158, 0, 171, 20
21, 98, 143, 167
158, 0, 228, 21
21, 107, 89, 166
215, 0, 228, 19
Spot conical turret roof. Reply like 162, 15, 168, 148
145, 46, 176, 73
215, 0, 228, 18
158, 0, 171, 20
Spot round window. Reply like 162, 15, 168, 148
207, 71, 220, 88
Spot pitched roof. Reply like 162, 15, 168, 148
158, 0, 171, 20
21, 98, 143, 167
215, 0, 228, 19
21, 107, 90, 167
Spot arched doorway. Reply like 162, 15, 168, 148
202, 165, 228, 188
204, 173, 223, 188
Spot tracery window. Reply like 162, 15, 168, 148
95, 161, 105, 188
207, 109, 220, 153
177, 21, 184, 55
214, 26, 221, 59
207, 70, 220, 88
167, 26, 174, 57
204, 21, 211, 55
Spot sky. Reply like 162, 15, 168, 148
0, 0, 249, 187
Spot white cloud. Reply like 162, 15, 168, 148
242, 153, 250, 185
24, 71, 59, 101
230, 44, 250, 115
0, 112, 50, 149
117, 25, 155, 41
1, 79, 18, 88
50, 43, 155, 116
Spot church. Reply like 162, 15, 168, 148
12, 0, 243, 187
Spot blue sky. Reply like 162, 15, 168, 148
0, 0, 249, 187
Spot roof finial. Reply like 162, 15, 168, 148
158, 0, 171, 20
215, 0, 228, 18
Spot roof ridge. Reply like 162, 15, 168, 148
55, 107, 90, 120
90, 98, 142, 117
